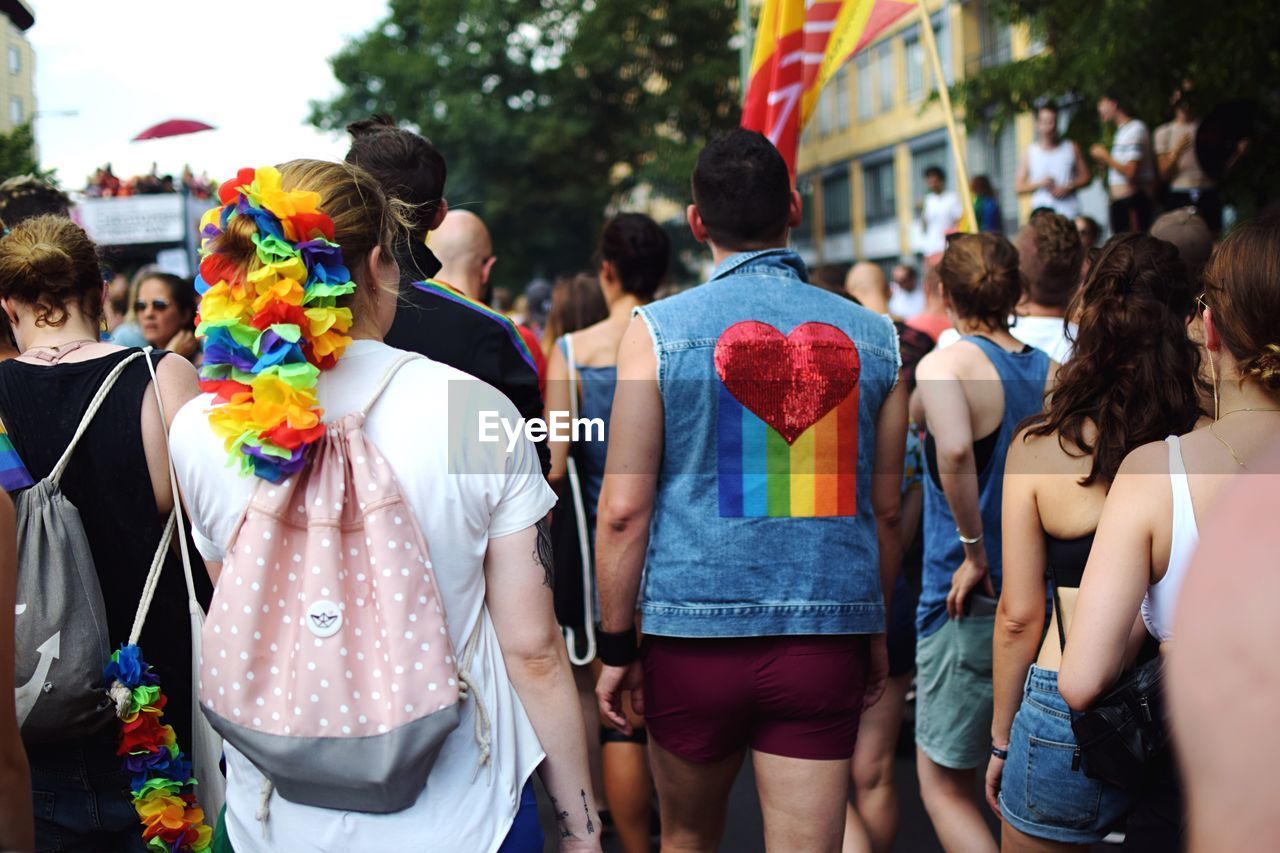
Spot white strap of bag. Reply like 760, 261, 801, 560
50, 350, 146, 485
560, 335, 597, 665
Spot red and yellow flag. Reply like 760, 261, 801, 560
742, 0, 920, 173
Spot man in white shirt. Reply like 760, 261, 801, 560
1090, 91, 1155, 234
918, 166, 964, 260
1016, 104, 1092, 218
888, 263, 926, 319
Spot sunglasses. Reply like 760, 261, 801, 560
134, 299, 171, 313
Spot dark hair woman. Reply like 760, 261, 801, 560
1060, 212, 1280, 850
987, 233, 1202, 850
134, 271, 199, 362
0, 214, 206, 851
910, 232, 1056, 851
543, 212, 669, 853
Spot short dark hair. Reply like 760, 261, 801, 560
599, 213, 670, 301
924, 165, 945, 181
691, 129, 792, 249
1019, 210, 1083, 308
0, 175, 72, 226
1102, 90, 1129, 114
344, 114, 447, 235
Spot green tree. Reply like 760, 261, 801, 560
955, 0, 1280, 218
311, 0, 741, 291
0, 123, 40, 182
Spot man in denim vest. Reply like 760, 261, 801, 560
594, 130, 908, 851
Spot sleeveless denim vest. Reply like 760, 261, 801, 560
636, 249, 900, 638
917, 335, 1051, 639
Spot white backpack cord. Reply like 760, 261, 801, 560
561, 335, 597, 665
358, 353, 422, 419
456, 621, 493, 785
50, 351, 145, 485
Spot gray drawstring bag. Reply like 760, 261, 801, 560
13, 351, 142, 743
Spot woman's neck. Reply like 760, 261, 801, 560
607, 292, 642, 320
1217, 372, 1280, 414
17, 315, 101, 352
953, 317, 1010, 340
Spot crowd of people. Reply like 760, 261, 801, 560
84, 163, 215, 199
0, 87, 1274, 853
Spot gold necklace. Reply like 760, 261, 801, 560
1208, 408, 1280, 470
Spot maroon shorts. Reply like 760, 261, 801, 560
642, 634, 869, 763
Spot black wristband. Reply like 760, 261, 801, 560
596, 625, 639, 667
991, 744, 1009, 760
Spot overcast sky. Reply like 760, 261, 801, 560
28, 0, 390, 188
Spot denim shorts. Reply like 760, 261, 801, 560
998, 666, 1134, 844
915, 615, 994, 769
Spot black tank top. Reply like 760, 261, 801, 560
0, 348, 213, 745
1045, 531, 1094, 589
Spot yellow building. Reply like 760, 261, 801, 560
0, 0, 35, 133
792, 0, 1041, 270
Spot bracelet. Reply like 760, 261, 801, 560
991, 744, 1009, 760
958, 529, 984, 545
596, 625, 639, 667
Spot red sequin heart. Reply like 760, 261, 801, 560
714, 321, 859, 444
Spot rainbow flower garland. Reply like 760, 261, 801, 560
104, 646, 212, 852
194, 166, 356, 482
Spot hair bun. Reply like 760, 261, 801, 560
345, 114, 397, 139
1245, 343, 1280, 390
21, 241, 73, 280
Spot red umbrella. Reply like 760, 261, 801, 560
132, 119, 216, 141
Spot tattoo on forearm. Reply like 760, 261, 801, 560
581, 788, 595, 834
550, 794, 574, 838
535, 517, 554, 588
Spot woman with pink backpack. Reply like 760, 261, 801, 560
169, 160, 600, 852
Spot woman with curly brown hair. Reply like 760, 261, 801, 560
910, 232, 1056, 852
986, 233, 1203, 851
1060, 211, 1280, 850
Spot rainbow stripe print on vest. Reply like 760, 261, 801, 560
714, 321, 860, 518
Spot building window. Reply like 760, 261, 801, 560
863, 159, 896, 225
874, 42, 894, 113
904, 13, 949, 101
856, 53, 873, 120
793, 177, 816, 244
834, 65, 850, 130
7, 46, 18, 75
980, 2, 1013, 68
9, 96, 22, 126
822, 168, 851, 236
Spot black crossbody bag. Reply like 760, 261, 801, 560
1050, 573, 1168, 790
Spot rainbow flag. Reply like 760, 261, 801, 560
717, 383, 859, 518
0, 423, 32, 492
742, 0, 920, 172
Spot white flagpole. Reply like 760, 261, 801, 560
916, 1, 977, 232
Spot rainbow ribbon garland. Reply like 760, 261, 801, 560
104, 646, 212, 852
194, 166, 355, 482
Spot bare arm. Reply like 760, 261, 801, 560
1059, 443, 1164, 710
594, 317, 662, 733
142, 353, 200, 514
1157, 136, 1192, 182
872, 381, 908, 603
916, 353, 991, 618
1070, 141, 1093, 190
544, 342, 572, 487
992, 437, 1048, 750
486, 522, 601, 850
0, 491, 33, 851
1014, 149, 1041, 195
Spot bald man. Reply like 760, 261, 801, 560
430, 210, 498, 302
844, 262, 891, 315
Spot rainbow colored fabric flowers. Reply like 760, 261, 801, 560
194, 166, 356, 481
104, 645, 212, 852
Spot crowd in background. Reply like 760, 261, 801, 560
83, 162, 214, 199
0, 79, 1273, 853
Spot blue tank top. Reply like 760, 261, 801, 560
557, 335, 617, 525
917, 335, 1050, 639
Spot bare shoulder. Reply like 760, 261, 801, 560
1114, 440, 1174, 481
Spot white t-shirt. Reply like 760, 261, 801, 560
888, 284, 926, 320
170, 340, 556, 853
1109, 119, 1153, 192
937, 316, 1075, 364
1027, 141, 1081, 218
921, 191, 964, 256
